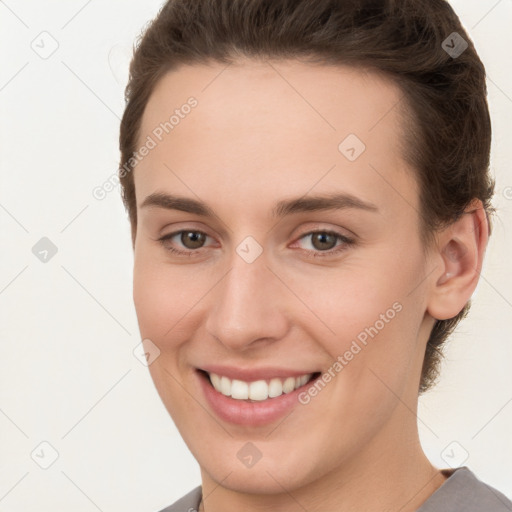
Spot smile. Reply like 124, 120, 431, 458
206, 371, 318, 401
196, 367, 322, 425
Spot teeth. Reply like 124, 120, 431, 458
231, 379, 249, 399
220, 376, 231, 396
207, 372, 314, 401
268, 378, 283, 398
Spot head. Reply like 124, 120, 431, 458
118, 0, 493, 495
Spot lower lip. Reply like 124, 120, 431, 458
196, 370, 319, 426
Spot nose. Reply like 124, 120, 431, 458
205, 248, 290, 352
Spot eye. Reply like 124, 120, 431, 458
157, 230, 213, 256
293, 230, 354, 258
157, 229, 355, 258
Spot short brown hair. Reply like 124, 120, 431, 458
118, 0, 495, 393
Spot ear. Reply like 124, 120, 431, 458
426, 199, 489, 321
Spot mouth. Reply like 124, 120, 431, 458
197, 369, 321, 402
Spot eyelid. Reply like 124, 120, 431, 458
292, 222, 357, 241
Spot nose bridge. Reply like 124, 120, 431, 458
205, 248, 288, 350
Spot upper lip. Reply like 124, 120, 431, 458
198, 365, 319, 382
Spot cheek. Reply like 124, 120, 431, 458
132, 258, 202, 420
133, 254, 204, 339
292, 249, 424, 385
287, 263, 403, 340
133, 263, 169, 339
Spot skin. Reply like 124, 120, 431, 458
131, 59, 488, 511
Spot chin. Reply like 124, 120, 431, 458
195, 442, 323, 496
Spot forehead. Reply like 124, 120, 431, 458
134, 59, 416, 219
139, 59, 405, 147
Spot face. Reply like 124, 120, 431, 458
132, 59, 437, 493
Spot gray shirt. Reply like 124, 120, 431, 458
157, 466, 512, 511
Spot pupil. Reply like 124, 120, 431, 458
183, 231, 205, 249
314, 233, 335, 250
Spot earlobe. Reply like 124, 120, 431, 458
427, 200, 489, 321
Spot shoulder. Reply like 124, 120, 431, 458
418, 466, 512, 512
156, 485, 202, 512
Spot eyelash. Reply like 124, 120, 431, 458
157, 229, 355, 259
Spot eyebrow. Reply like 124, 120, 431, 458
140, 191, 379, 218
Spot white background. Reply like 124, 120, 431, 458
0, 1, 511, 510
